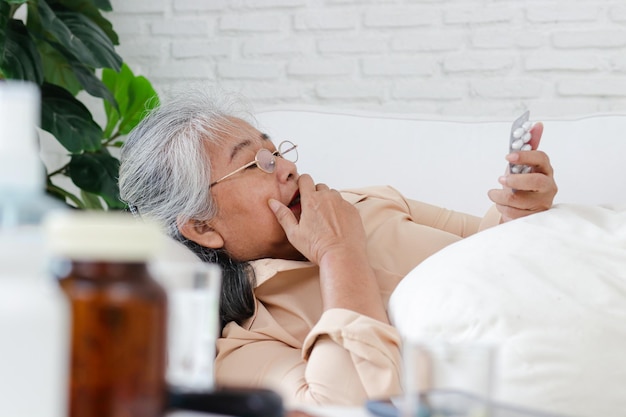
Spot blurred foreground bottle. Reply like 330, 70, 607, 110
0, 81, 70, 417
45, 211, 167, 417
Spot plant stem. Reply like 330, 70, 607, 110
47, 163, 69, 178
102, 132, 121, 147
46, 183, 84, 209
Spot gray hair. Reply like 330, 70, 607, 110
119, 87, 254, 237
120, 87, 259, 328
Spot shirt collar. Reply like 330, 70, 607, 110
250, 258, 316, 287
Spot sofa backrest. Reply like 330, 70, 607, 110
256, 108, 626, 216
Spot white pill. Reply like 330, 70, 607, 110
512, 127, 524, 139
522, 166, 532, 174
511, 164, 522, 174
522, 121, 533, 130
511, 139, 524, 150
522, 132, 532, 143
521, 144, 532, 151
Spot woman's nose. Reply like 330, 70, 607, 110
275, 156, 298, 182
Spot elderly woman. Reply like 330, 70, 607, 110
118, 88, 557, 406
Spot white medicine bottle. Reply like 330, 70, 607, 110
0, 81, 70, 417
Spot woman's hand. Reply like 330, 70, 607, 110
269, 174, 368, 264
488, 122, 558, 222
269, 174, 388, 323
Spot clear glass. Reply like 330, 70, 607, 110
148, 261, 222, 392
401, 339, 495, 417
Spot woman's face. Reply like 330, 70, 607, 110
201, 118, 303, 261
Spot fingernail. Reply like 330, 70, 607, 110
498, 175, 508, 185
506, 153, 519, 162
268, 199, 280, 211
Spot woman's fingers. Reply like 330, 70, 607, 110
506, 149, 553, 177
528, 121, 543, 150
268, 198, 298, 232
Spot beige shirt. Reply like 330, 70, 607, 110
215, 186, 501, 406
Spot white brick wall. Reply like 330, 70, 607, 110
107, 0, 626, 118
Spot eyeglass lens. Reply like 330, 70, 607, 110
278, 141, 298, 163
257, 149, 276, 173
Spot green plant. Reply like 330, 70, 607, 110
0, 0, 159, 209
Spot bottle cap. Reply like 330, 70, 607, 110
0, 81, 44, 192
44, 211, 165, 262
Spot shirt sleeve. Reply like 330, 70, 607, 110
403, 197, 501, 236
215, 308, 402, 407
342, 186, 501, 239
301, 308, 402, 403
341, 186, 502, 279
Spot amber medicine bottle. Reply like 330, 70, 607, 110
45, 211, 167, 417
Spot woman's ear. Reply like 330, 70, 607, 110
179, 219, 224, 249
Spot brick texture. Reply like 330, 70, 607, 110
107, 0, 626, 118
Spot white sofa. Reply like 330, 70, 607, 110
254, 108, 626, 417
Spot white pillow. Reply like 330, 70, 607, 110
389, 204, 626, 417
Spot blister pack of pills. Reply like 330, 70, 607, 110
509, 110, 533, 174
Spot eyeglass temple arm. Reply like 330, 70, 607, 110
210, 160, 256, 186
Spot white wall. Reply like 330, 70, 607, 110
107, 0, 626, 118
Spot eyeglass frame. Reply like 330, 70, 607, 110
209, 140, 298, 187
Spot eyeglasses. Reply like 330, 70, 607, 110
210, 140, 298, 187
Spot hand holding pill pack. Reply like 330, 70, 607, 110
509, 110, 533, 174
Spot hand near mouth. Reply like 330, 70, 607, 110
268, 174, 368, 265
268, 177, 388, 323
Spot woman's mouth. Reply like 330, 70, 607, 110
287, 191, 301, 215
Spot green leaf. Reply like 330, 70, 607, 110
102, 63, 133, 133
35, 1, 121, 70
46, 181, 84, 208
37, 40, 82, 94
57, 0, 117, 40
36, 38, 117, 105
70, 59, 117, 106
101, 69, 124, 137
41, 83, 103, 152
56, 10, 122, 70
0, 2, 8, 67
102, 102, 121, 138
102, 63, 159, 138
4, 0, 29, 4
93, 0, 112, 11
118, 75, 159, 134
80, 189, 105, 210
0, 19, 44, 83
68, 152, 125, 209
